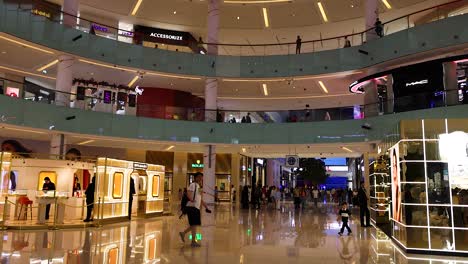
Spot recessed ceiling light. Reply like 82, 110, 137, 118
237, 16, 240, 20
173, 11, 177, 14
317, 2, 328, 22
262, 8, 270, 28
128, 75, 139, 87
90, 72, 94, 75
1, 51, 6, 54
291, 13, 296, 17
262, 83, 268, 96
131, 0, 144, 16
381, 0, 392, 9
318, 81, 329, 93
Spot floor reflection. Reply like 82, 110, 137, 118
0, 203, 467, 263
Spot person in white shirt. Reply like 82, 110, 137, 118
179, 172, 211, 247
312, 188, 320, 207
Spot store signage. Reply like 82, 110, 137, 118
149, 32, 183, 41
133, 162, 148, 170
326, 166, 349, 172
6, 87, 19, 97
92, 24, 109, 33
119, 30, 134, 37
405, 79, 428, 87
191, 160, 204, 168
31, 9, 51, 18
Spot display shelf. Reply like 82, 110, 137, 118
369, 157, 391, 225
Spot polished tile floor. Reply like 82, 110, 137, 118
1, 202, 467, 263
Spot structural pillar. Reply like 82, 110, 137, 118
63, 0, 79, 27
443, 62, 459, 106
231, 154, 240, 205
363, 79, 379, 118
50, 134, 67, 158
365, 0, 379, 41
173, 152, 188, 206
203, 0, 220, 204
55, 0, 79, 106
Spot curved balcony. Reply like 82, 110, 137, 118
0, 0, 468, 78
1, 88, 468, 145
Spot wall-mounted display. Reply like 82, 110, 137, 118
369, 157, 391, 224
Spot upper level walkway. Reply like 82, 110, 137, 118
1, 0, 468, 78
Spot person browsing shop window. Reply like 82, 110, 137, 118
179, 172, 212, 247
42, 177, 56, 220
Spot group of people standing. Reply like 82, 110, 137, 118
241, 185, 281, 210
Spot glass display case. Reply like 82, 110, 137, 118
369, 157, 391, 225
390, 118, 468, 255
95, 158, 165, 220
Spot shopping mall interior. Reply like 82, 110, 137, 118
1, 0, 468, 262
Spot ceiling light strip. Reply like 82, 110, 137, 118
0, 65, 56, 80
262, 83, 269, 96
381, 0, 392, 9
341, 146, 354, 153
131, 0, 144, 16
225, 0, 291, 3
3, 127, 46, 134
78, 59, 137, 72
318, 81, 329, 93
78, 139, 95, 145
165, 145, 175, 151
317, 2, 328, 22
0, 35, 54, 54
262, 8, 270, 28
222, 78, 286, 82
146, 72, 201, 80
127, 75, 139, 87
36, 59, 59, 72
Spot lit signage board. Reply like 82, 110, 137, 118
149, 32, 183, 41
133, 162, 148, 170
31, 9, 51, 18
191, 159, 204, 168
439, 131, 468, 188
92, 24, 109, 33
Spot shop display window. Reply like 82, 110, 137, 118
454, 229, 468, 251
152, 175, 160, 197
37, 171, 57, 191
406, 227, 429, 249
112, 172, 124, 199
401, 204, 427, 226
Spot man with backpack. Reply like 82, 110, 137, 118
179, 172, 212, 247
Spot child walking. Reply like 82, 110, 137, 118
338, 202, 352, 236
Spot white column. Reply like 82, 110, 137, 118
50, 134, 67, 158
63, 0, 79, 27
443, 62, 459, 106
365, 0, 379, 41
203, 146, 216, 204
55, 55, 75, 107
231, 154, 240, 205
203, 0, 221, 205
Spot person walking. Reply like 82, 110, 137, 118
358, 183, 371, 227
128, 177, 136, 220
312, 188, 320, 208
241, 186, 249, 209
42, 177, 56, 220
231, 185, 236, 203
295, 35, 302, 54
179, 172, 212, 247
338, 202, 352, 236
84, 176, 95, 222
214, 186, 219, 203
375, 18, 383, 37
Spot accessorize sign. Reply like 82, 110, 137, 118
134, 25, 190, 46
